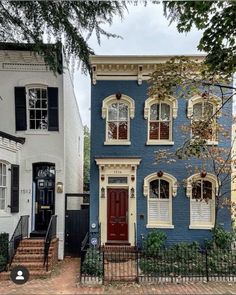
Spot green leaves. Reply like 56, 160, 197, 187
0, 1, 126, 72
164, 1, 236, 75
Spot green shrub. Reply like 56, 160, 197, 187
0, 233, 8, 272
142, 230, 167, 256
82, 248, 103, 277
205, 225, 235, 250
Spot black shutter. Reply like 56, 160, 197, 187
48, 87, 59, 131
15, 87, 26, 131
11, 165, 19, 213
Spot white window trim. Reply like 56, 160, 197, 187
188, 95, 222, 145
26, 84, 48, 132
0, 161, 10, 214
186, 173, 217, 229
144, 96, 178, 145
102, 94, 135, 145
144, 172, 177, 228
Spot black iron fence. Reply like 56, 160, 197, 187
9, 215, 29, 266
80, 247, 236, 284
0, 233, 9, 272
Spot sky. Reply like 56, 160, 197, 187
74, 3, 203, 128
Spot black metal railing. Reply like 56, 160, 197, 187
44, 215, 57, 272
80, 247, 236, 284
0, 233, 9, 272
9, 215, 29, 266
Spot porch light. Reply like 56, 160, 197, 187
101, 187, 105, 198
130, 188, 135, 198
56, 182, 63, 193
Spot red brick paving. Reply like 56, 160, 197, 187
1, 258, 236, 294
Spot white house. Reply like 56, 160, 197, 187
0, 43, 84, 260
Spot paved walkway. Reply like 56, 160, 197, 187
1, 258, 236, 294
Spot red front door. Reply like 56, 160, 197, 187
107, 188, 128, 242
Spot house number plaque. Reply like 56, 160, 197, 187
113, 170, 122, 174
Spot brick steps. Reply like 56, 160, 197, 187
102, 245, 137, 253
0, 238, 58, 281
13, 254, 52, 263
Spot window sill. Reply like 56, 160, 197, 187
0, 211, 12, 217
146, 141, 174, 146
146, 224, 174, 229
104, 141, 131, 146
189, 225, 213, 230
17, 131, 59, 135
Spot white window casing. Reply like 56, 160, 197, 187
102, 94, 135, 145
144, 95, 178, 145
144, 172, 177, 228
0, 162, 7, 212
186, 173, 218, 229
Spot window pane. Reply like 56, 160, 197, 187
203, 180, 212, 199
2, 164, 6, 176
2, 176, 6, 186
193, 103, 202, 120
30, 110, 35, 119
160, 180, 169, 199
42, 99, 47, 109
119, 103, 128, 120
118, 122, 128, 139
204, 102, 213, 118
150, 179, 159, 198
0, 188, 5, 210
150, 104, 159, 120
108, 103, 118, 120
36, 110, 41, 119
42, 89, 47, 99
30, 120, 35, 129
0, 164, 2, 185
161, 104, 170, 121
108, 122, 117, 139
192, 180, 201, 199
160, 122, 169, 140
108, 177, 128, 184
149, 122, 159, 140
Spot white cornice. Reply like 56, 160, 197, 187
90, 55, 206, 85
0, 136, 23, 153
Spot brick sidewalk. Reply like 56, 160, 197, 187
0, 258, 236, 294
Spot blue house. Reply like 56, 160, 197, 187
89, 55, 232, 247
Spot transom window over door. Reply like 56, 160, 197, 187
108, 102, 128, 140
27, 87, 48, 130
149, 103, 171, 141
0, 162, 7, 211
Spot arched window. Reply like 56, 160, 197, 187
144, 96, 178, 145
186, 173, 217, 229
102, 94, 135, 145
0, 162, 7, 211
143, 172, 177, 228
187, 95, 221, 144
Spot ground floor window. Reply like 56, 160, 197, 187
0, 162, 7, 211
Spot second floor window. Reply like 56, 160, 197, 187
107, 102, 129, 141
149, 103, 171, 141
28, 87, 48, 130
192, 101, 216, 141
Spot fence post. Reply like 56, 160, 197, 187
205, 249, 209, 282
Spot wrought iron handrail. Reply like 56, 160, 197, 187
44, 215, 57, 271
9, 215, 29, 266
81, 232, 89, 252
134, 222, 137, 248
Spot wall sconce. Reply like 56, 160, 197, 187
101, 187, 105, 198
157, 171, 163, 177
101, 174, 105, 181
130, 187, 135, 198
56, 182, 63, 193
131, 175, 135, 182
